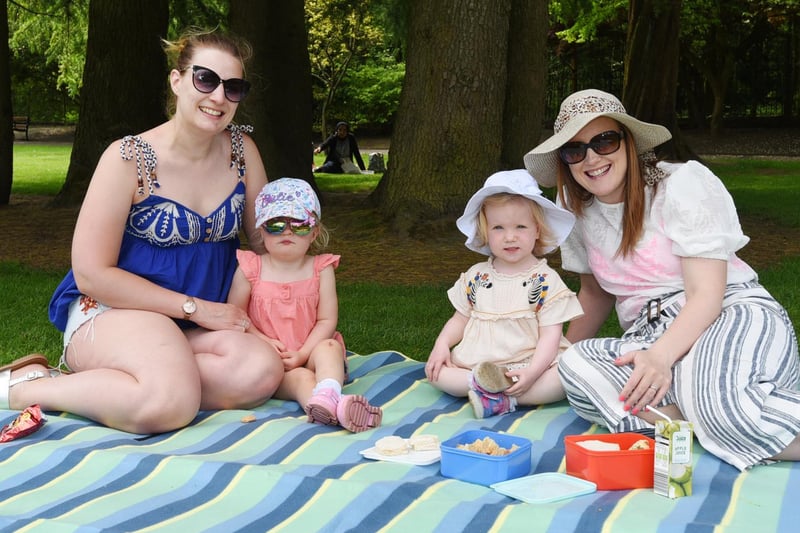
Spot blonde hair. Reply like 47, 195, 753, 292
309, 213, 330, 254
161, 27, 253, 114
556, 123, 654, 258
474, 193, 557, 257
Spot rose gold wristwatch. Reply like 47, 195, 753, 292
182, 296, 197, 320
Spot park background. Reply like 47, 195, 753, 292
2, 0, 800, 363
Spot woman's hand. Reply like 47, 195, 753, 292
616, 347, 674, 415
193, 300, 253, 332
619, 257, 727, 416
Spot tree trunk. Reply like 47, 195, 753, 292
53, 0, 168, 207
0, 0, 13, 206
372, 0, 512, 234
231, 0, 314, 187
502, 0, 549, 170
623, 0, 696, 160
782, 17, 794, 121
791, 14, 800, 119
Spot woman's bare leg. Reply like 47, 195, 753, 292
9, 309, 202, 434
188, 329, 284, 410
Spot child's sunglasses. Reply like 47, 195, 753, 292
558, 130, 625, 165
183, 65, 251, 103
262, 217, 315, 236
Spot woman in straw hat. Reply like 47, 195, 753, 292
524, 89, 800, 471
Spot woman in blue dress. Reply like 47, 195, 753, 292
0, 29, 284, 434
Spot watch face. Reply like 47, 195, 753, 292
183, 299, 196, 315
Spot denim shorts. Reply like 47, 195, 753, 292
60, 295, 112, 371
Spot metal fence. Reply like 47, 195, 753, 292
546, 29, 798, 128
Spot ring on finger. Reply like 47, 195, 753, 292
649, 385, 658, 390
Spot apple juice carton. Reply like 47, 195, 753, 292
654, 419, 693, 498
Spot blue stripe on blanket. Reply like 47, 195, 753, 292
0, 351, 797, 532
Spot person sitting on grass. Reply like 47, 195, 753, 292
425, 169, 584, 418
228, 177, 382, 432
313, 121, 366, 174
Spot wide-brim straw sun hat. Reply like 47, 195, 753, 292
456, 169, 575, 256
523, 89, 673, 187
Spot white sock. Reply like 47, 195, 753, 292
313, 378, 342, 396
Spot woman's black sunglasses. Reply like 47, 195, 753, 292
183, 65, 251, 103
558, 130, 625, 165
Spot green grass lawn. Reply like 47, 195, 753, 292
3, 147, 800, 365
11, 143, 73, 195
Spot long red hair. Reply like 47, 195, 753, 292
555, 123, 657, 258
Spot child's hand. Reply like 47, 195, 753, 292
280, 350, 307, 371
265, 337, 286, 354
425, 346, 453, 382
248, 329, 285, 353
504, 367, 534, 397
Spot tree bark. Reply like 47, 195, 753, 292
623, 0, 697, 160
53, 0, 168, 207
372, 0, 512, 234
502, 0, 548, 170
231, 0, 314, 187
0, 0, 14, 206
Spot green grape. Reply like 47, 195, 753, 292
669, 480, 687, 497
670, 464, 692, 484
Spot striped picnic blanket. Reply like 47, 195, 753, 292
0, 351, 797, 532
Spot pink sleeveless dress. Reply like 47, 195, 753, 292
235, 250, 345, 354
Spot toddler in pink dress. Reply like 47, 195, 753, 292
228, 178, 382, 432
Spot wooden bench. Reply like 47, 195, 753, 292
12, 115, 30, 140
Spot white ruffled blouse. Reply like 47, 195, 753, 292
560, 160, 757, 328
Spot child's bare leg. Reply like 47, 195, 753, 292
306, 340, 382, 432
304, 340, 347, 426
428, 366, 472, 396
274, 340, 345, 411
275, 367, 317, 409
515, 366, 566, 406
307, 339, 346, 385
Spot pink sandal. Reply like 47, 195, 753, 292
306, 387, 339, 426
336, 394, 382, 433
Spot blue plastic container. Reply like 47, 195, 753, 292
440, 430, 532, 486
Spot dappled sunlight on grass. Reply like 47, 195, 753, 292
706, 157, 800, 227
11, 144, 72, 195
315, 173, 380, 193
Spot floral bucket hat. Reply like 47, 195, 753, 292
255, 177, 321, 228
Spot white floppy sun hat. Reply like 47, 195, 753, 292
456, 169, 575, 256
523, 89, 672, 187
